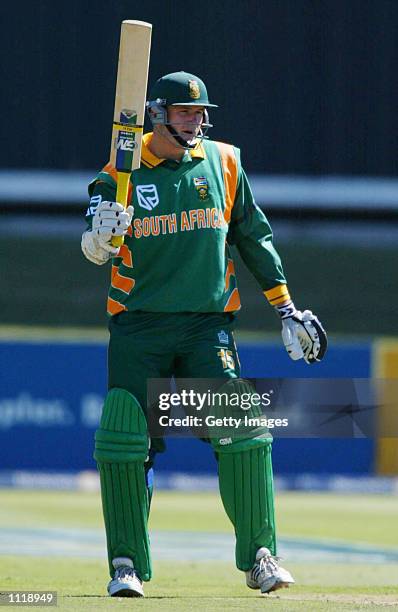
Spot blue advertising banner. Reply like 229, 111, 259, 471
0, 338, 373, 475
0, 342, 106, 470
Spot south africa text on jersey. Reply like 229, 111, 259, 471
132, 208, 227, 238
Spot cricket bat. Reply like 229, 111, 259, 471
110, 20, 152, 247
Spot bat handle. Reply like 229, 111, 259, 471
111, 171, 131, 247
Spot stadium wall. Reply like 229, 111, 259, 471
1, 333, 396, 478
4, 1, 398, 176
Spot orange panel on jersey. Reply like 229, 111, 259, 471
224, 288, 241, 312
107, 296, 127, 316
119, 244, 133, 268
112, 272, 135, 294
215, 142, 238, 224
102, 162, 118, 183
224, 259, 235, 291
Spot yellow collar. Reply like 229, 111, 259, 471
141, 132, 206, 167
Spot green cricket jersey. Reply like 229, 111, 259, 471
86, 133, 290, 315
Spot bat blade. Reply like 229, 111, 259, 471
110, 20, 152, 246
110, 20, 152, 173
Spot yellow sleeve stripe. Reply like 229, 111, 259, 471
264, 284, 291, 306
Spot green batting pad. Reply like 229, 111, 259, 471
209, 379, 272, 453
94, 388, 151, 581
218, 443, 276, 571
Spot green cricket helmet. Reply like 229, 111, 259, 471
146, 71, 217, 148
148, 71, 218, 107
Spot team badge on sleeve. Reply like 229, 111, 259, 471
193, 176, 209, 200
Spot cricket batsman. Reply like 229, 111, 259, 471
81, 71, 327, 597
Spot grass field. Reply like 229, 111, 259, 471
0, 489, 397, 610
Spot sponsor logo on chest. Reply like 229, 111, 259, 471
136, 184, 159, 211
135, 174, 211, 214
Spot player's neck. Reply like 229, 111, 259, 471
148, 131, 186, 161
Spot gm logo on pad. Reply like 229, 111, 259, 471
136, 184, 159, 211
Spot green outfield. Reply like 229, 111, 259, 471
0, 489, 397, 610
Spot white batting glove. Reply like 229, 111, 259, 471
81, 230, 115, 265
276, 302, 327, 364
81, 201, 134, 265
92, 201, 134, 248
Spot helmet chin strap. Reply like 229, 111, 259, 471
166, 124, 198, 149
153, 125, 198, 151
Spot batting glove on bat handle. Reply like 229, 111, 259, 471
82, 201, 133, 265
276, 302, 328, 364
93, 201, 134, 249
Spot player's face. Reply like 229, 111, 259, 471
167, 105, 205, 144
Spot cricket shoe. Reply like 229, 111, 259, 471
107, 557, 144, 597
246, 547, 295, 594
